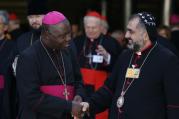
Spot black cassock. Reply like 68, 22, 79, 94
89, 42, 179, 119
16, 29, 41, 54
16, 40, 84, 119
157, 35, 179, 57
11, 29, 41, 119
0, 39, 16, 119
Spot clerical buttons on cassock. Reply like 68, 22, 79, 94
125, 68, 140, 79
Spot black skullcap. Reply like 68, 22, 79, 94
27, 0, 48, 15
137, 12, 157, 42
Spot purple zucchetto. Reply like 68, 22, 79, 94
42, 11, 66, 25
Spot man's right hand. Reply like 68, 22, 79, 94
72, 101, 82, 118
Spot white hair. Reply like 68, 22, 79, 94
101, 20, 109, 30
83, 16, 101, 25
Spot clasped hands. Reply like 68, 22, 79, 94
71, 95, 89, 119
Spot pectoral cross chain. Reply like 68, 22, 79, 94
63, 88, 69, 100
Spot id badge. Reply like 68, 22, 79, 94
125, 68, 140, 79
92, 55, 103, 63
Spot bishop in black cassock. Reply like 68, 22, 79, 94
16, 11, 85, 119
82, 12, 179, 119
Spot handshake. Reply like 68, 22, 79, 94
72, 101, 90, 118
71, 95, 90, 118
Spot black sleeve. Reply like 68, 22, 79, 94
163, 55, 179, 119
3, 64, 17, 119
89, 57, 120, 114
2, 40, 17, 119
69, 45, 86, 99
110, 39, 123, 70
103, 36, 123, 72
16, 52, 72, 118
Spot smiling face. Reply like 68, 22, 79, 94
43, 20, 72, 49
125, 17, 148, 52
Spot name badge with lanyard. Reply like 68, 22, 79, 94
125, 68, 140, 79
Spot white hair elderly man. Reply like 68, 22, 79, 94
73, 11, 122, 119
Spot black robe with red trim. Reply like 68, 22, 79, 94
89, 42, 179, 119
16, 40, 85, 119
74, 34, 122, 95
74, 34, 122, 72
74, 34, 122, 119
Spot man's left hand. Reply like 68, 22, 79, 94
73, 95, 83, 103
96, 45, 110, 64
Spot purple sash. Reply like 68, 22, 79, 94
0, 75, 4, 89
40, 85, 75, 100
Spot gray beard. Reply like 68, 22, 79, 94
127, 43, 140, 52
133, 43, 140, 52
